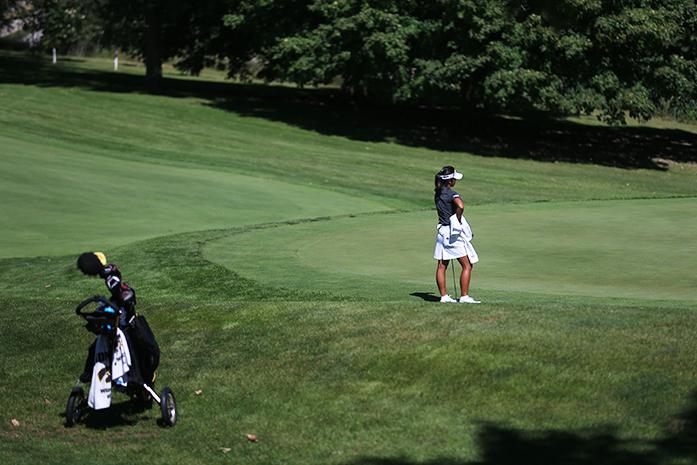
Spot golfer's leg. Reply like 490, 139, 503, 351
436, 260, 449, 296
457, 256, 473, 297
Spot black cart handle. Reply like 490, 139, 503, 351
75, 295, 113, 316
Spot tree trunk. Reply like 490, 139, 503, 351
144, 12, 163, 93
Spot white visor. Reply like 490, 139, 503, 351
438, 170, 463, 180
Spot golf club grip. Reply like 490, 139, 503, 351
74, 295, 110, 315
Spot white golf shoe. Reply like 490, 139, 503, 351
458, 295, 481, 304
439, 295, 458, 303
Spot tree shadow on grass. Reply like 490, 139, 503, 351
210, 98, 697, 171
343, 392, 697, 465
2, 50, 696, 170
656, 391, 697, 461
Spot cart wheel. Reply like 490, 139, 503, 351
159, 387, 176, 427
65, 387, 86, 427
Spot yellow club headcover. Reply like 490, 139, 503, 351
94, 252, 107, 266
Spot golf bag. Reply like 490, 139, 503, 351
82, 308, 159, 387
67, 295, 177, 427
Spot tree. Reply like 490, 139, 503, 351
494, 0, 697, 122
1, 1, 17, 30
97, 0, 200, 92
262, 0, 422, 100
17, 0, 696, 119
174, 0, 316, 80
19, 0, 103, 53
254, 0, 697, 123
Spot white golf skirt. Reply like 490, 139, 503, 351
433, 224, 479, 263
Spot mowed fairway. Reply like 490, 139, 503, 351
0, 134, 389, 257
1, 51, 697, 465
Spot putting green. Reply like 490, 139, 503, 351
204, 197, 697, 301
0, 134, 390, 258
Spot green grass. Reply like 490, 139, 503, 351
0, 134, 389, 257
205, 197, 697, 302
1, 50, 697, 465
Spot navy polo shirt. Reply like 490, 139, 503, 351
435, 187, 460, 226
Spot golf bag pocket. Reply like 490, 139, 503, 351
88, 361, 112, 410
130, 315, 160, 385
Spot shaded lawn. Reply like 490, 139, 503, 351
1, 49, 696, 172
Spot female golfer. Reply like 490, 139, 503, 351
433, 166, 480, 303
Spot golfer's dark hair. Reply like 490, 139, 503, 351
434, 166, 455, 200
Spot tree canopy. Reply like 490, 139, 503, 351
1, 0, 17, 28
254, 0, 697, 123
13, 0, 697, 122
18, 0, 103, 53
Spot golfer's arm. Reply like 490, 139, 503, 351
454, 197, 464, 222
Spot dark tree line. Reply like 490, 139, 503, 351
4, 0, 696, 122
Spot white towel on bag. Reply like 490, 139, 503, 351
87, 328, 132, 409
111, 328, 131, 386
88, 334, 112, 410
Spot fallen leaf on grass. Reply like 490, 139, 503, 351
43, 399, 53, 405
219, 447, 231, 453
246, 434, 258, 442
10, 419, 20, 427
44, 284, 52, 288
195, 389, 203, 395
